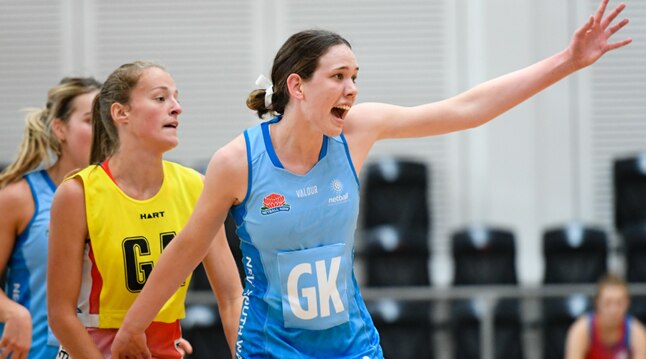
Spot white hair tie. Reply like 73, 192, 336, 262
255, 74, 274, 108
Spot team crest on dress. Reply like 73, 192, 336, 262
261, 193, 291, 215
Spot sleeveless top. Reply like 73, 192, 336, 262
586, 313, 631, 359
72, 161, 202, 328
1, 170, 59, 358
230, 116, 383, 358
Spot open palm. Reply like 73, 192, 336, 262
568, 0, 632, 70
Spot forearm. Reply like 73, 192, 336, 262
49, 312, 103, 358
455, 49, 576, 128
218, 295, 243, 357
0, 291, 28, 322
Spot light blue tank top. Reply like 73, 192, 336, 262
230, 117, 383, 359
1, 170, 59, 358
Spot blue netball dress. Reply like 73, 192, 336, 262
230, 116, 383, 359
1, 170, 59, 358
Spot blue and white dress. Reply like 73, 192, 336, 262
1, 170, 59, 358
230, 116, 383, 359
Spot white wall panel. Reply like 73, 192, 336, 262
0, 1, 64, 163
92, 0, 255, 168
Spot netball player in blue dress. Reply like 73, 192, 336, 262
112, 1, 631, 357
0, 77, 101, 358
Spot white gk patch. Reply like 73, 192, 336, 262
277, 243, 349, 330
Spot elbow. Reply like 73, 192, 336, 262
48, 303, 74, 338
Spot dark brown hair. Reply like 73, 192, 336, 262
246, 29, 351, 119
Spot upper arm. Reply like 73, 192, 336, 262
564, 317, 589, 359
342, 100, 465, 174
631, 318, 646, 355
0, 181, 34, 273
176, 136, 248, 258
47, 177, 88, 317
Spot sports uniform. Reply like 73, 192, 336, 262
230, 116, 383, 358
1, 170, 59, 358
586, 313, 632, 359
72, 161, 202, 357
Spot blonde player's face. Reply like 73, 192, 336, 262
126, 67, 182, 153
58, 90, 97, 168
299, 44, 358, 137
596, 285, 629, 326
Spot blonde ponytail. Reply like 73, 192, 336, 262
0, 77, 101, 188
0, 108, 52, 187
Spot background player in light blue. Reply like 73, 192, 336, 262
112, 0, 631, 357
0, 77, 101, 358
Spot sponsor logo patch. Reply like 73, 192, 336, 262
261, 193, 290, 215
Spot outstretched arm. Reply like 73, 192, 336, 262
345, 0, 631, 150
111, 138, 247, 359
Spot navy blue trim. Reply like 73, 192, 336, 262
625, 316, 631, 348
339, 133, 360, 188
261, 117, 283, 169
261, 115, 328, 170
318, 136, 329, 160
231, 129, 253, 224
39, 170, 57, 192
19, 174, 40, 241
588, 313, 595, 343
241, 129, 253, 207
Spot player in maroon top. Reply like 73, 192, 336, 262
566, 274, 646, 359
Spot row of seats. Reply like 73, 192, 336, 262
358, 155, 646, 287
181, 295, 646, 359
360, 223, 646, 287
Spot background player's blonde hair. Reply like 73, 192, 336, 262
90, 61, 165, 164
595, 273, 629, 302
0, 77, 101, 188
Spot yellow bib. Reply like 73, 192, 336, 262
74, 161, 202, 328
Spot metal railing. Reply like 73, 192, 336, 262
186, 284, 646, 359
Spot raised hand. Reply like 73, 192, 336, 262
567, 0, 631, 70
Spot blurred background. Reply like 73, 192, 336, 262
1, 0, 645, 358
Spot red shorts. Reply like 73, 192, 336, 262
87, 320, 183, 359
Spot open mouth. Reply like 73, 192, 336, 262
331, 105, 351, 119
163, 123, 178, 129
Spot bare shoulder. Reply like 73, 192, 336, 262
204, 135, 248, 205
209, 134, 247, 174
567, 316, 589, 339
631, 316, 646, 341
53, 176, 85, 210
0, 179, 34, 231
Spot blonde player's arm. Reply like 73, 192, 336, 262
112, 137, 247, 358
631, 317, 646, 357
202, 226, 243, 357
47, 177, 103, 358
564, 316, 589, 359
0, 181, 33, 359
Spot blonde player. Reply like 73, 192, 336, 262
0, 77, 100, 358
47, 62, 241, 358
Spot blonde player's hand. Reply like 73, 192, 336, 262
176, 338, 193, 357
110, 327, 150, 359
0, 305, 32, 359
